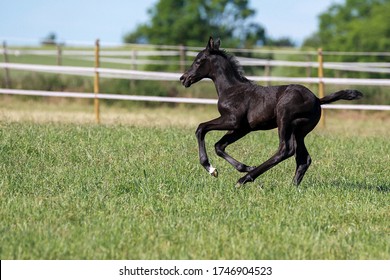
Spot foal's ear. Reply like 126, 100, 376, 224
206, 36, 221, 51
206, 36, 214, 50
214, 38, 221, 50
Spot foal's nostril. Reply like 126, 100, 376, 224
180, 75, 185, 81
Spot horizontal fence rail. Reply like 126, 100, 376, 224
1, 62, 390, 86
1, 88, 390, 111
0, 49, 182, 57
2, 47, 390, 73
3, 40, 390, 56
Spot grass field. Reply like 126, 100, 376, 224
0, 101, 389, 259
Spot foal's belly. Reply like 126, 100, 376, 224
245, 98, 278, 130
249, 119, 277, 130
248, 115, 277, 130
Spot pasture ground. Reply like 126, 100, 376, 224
0, 99, 389, 259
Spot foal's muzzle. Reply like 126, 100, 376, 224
180, 73, 192, 88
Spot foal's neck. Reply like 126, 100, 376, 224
209, 55, 248, 96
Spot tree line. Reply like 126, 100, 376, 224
124, 0, 390, 55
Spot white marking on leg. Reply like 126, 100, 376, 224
208, 165, 218, 177
208, 165, 216, 175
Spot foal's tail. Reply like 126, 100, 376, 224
320, 89, 363, 105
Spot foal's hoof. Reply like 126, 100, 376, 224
235, 175, 254, 188
209, 166, 218, 178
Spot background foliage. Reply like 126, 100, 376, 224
303, 0, 390, 70
125, 0, 267, 47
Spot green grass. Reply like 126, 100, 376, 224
0, 106, 389, 259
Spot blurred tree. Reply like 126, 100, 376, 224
266, 37, 295, 47
41, 32, 57, 45
303, 0, 390, 53
124, 0, 266, 47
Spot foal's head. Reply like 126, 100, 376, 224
180, 37, 221, 88
180, 37, 248, 88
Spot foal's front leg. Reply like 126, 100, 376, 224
195, 116, 237, 177
214, 129, 255, 172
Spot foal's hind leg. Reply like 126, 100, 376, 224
236, 125, 295, 187
214, 129, 255, 172
293, 136, 311, 186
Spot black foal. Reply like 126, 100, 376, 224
180, 37, 362, 187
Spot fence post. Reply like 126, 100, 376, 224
94, 39, 100, 124
264, 59, 271, 86
57, 44, 62, 66
179, 44, 186, 73
306, 54, 312, 77
318, 48, 325, 127
2, 41, 12, 88
130, 50, 137, 91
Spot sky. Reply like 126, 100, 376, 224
0, 0, 344, 46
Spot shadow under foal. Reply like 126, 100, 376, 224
180, 37, 363, 188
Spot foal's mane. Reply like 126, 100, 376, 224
210, 49, 250, 83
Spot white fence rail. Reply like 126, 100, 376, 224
2, 47, 390, 73
1, 88, 389, 111
2, 62, 390, 86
